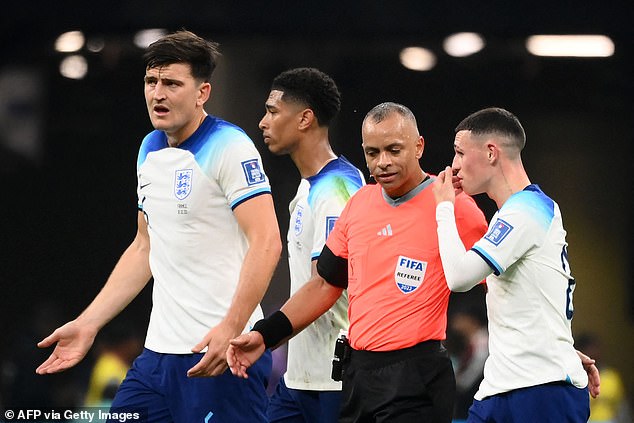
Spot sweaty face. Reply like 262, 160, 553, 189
452, 130, 490, 196
362, 113, 424, 198
144, 63, 208, 145
258, 90, 304, 155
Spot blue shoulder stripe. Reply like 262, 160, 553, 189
505, 184, 555, 230
137, 131, 168, 168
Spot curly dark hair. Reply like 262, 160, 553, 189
143, 30, 221, 82
271, 67, 341, 127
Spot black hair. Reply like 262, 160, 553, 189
271, 67, 341, 126
455, 107, 526, 151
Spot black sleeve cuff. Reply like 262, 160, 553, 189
252, 310, 293, 349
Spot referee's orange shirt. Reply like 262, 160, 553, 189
325, 182, 487, 351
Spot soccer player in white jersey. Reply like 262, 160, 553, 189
36, 31, 282, 422
432, 107, 599, 422
257, 68, 364, 422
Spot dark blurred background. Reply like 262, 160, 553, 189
1, 0, 632, 413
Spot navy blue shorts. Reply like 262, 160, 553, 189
266, 377, 342, 423
108, 348, 272, 423
468, 382, 590, 423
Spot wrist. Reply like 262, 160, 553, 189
252, 311, 293, 349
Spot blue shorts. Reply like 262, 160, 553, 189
266, 377, 342, 423
109, 348, 272, 423
468, 382, 590, 423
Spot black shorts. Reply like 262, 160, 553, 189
339, 340, 455, 423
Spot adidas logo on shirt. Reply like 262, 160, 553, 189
377, 224, 393, 236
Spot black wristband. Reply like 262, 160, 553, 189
252, 310, 293, 349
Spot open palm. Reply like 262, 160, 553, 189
36, 320, 96, 374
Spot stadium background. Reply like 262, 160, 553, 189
1, 0, 632, 413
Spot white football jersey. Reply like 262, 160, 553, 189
285, 156, 364, 390
471, 185, 587, 400
137, 116, 271, 353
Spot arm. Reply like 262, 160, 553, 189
187, 193, 282, 377
433, 168, 491, 291
227, 272, 343, 379
282, 269, 344, 338
36, 211, 152, 374
436, 202, 492, 291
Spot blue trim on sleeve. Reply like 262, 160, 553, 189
472, 246, 503, 276
230, 189, 272, 210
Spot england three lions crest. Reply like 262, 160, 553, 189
174, 169, 193, 200
293, 205, 305, 236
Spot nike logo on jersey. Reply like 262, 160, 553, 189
377, 224, 393, 236
140, 182, 152, 189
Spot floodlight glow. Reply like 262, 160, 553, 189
443, 32, 485, 57
86, 37, 105, 53
55, 31, 85, 53
59, 55, 88, 79
526, 35, 614, 57
134, 29, 168, 48
399, 47, 436, 71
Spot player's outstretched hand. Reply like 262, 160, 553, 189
36, 320, 96, 374
226, 332, 266, 379
577, 350, 601, 398
188, 323, 235, 378
432, 166, 460, 205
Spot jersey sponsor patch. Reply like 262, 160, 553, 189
241, 159, 266, 186
484, 218, 513, 246
293, 205, 304, 236
394, 255, 427, 294
174, 169, 193, 200
325, 216, 338, 239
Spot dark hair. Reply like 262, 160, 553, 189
455, 107, 526, 151
143, 30, 221, 82
271, 67, 341, 126
364, 102, 417, 127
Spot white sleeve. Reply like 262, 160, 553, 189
216, 138, 271, 208
436, 201, 492, 292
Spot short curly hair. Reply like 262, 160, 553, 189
271, 67, 341, 127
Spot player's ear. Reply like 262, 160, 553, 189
298, 108, 314, 130
198, 82, 211, 105
486, 144, 497, 162
415, 135, 424, 159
